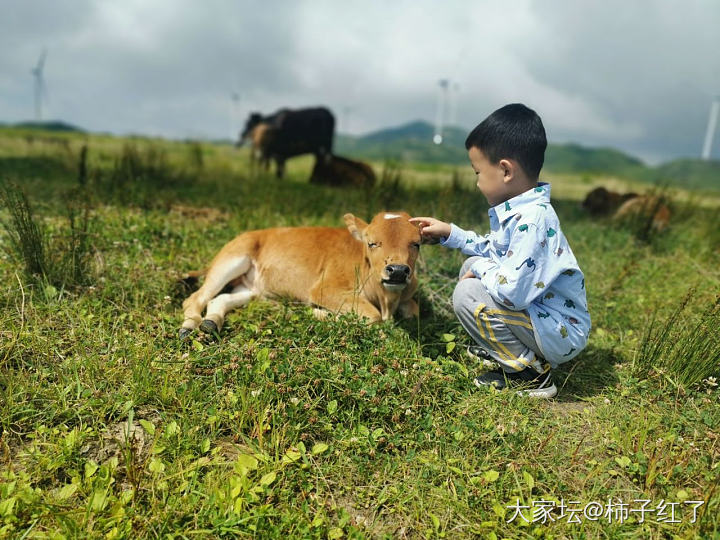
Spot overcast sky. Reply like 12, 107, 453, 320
1, 0, 718, 163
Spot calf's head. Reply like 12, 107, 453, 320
344, 211, 421, 292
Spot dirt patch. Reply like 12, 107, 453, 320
79, 407, 162, 487
170, 204, 228, 222
544, 400, 593, 418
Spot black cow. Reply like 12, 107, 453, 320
239, 107, 335, 178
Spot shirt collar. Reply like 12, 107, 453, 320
490, 182, 551, 223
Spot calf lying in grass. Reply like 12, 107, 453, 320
582, 187, 671, 232
179, 211, 422, 338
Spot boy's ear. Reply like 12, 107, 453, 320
344, 213, 368, 241
499, 159, 514, 183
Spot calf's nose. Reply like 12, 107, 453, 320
385, 264, 411, 281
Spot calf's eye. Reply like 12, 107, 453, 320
368, 242, 379, 248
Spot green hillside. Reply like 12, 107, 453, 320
1, 120, 86, 133
650, 158, 720, 190
337, 120, 720, 191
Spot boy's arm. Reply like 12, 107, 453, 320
469, 221, 567, 310
440, 223, 492, 257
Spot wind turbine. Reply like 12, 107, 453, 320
448, 82, 460, 128
701, 96, 719, 160
340, 106, 357, 134
31, 49, 47, 121
230, 91, 240, 141
433, 78, 449, 145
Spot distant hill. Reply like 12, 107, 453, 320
337, 121, 468, 164
650, 158, 720, 190
336, 120, 720, 191
1, 120, 85, 133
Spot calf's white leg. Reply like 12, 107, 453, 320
201, 285, 256, 333
180, 256, 252, 337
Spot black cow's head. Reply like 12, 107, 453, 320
239, 113, 264, 145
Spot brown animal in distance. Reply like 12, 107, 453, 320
179, 211, 422, 338
613, 195, 671, 232
247, 122, 276, 173
310, 155, 376, 188
581, 187, 638, 216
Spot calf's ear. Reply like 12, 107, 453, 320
344, 213, 368, 241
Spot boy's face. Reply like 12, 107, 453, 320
468, 146, 509, 206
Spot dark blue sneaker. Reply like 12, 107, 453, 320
474, 367, 557, 398
466, 346, 499, 370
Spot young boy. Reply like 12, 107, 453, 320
410, 104, 590, 398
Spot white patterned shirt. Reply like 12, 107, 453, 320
441, 182, 590, 365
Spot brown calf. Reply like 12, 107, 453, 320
179, 211, 422, 337
582, 187, 671, 232
581, 187, 638, 216
248, 122, 276, 173
613, 195, 671, 232
310, 155, 376, 188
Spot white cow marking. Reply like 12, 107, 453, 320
384, 213, 401, 220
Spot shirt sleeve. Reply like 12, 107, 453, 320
469, 220, 567, 310
440, 223, 492, 257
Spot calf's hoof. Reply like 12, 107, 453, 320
200, 319, 219, 335
178, 328, 193, 339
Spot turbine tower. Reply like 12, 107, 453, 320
701, 96, 719, 160
448, 82, 460, 128
433, 78, 449, 145
31, 49, 47, 121
230, 91, 240, 141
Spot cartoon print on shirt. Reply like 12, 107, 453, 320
515, 257, 536, 271
492, 240, 508, 257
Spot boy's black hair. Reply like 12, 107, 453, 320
465, 103, 547, 179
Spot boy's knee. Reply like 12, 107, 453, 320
458, 256, 482, 279
452, 278, 481, 319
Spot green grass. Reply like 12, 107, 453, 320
0, 127, 719, 538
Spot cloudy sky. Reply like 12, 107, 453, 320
1, 0, 718, 163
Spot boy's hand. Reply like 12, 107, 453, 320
409, 217, 451, 243
460, 269, 476, 280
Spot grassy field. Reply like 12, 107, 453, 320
1, 128, 719, 539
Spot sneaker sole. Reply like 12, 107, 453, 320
472, 378, 558, 399
517, 383, 557, 399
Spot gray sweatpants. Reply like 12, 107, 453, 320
453, 257, 549, 374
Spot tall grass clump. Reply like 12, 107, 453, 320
0, 181, 48, 279
186, 140, 204, 172
633, 289, 720, 388
59, 189, 94, 286
0, 182, 94, 290
372, 160, 406, 209
91, 142, 184, 206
